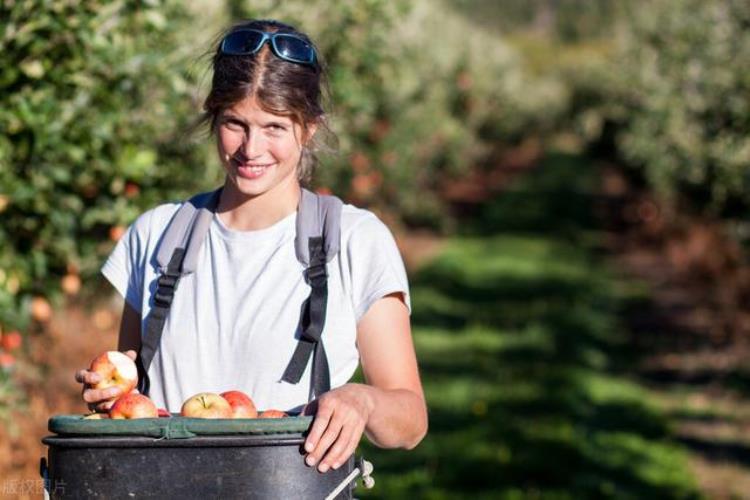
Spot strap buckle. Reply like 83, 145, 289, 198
153, 271, 180, 307
305, 263, 327, 286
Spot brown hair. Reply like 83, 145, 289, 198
200, 19, 331, 185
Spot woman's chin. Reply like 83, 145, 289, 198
227, 178, 266, 198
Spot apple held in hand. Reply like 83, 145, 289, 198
89, 351, 138, 396
220, 390, 258, 419
181, 392, 233, 418
109, 393, 158, 419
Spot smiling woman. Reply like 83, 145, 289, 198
74, 18, 427, 479
215, 96, 313, 228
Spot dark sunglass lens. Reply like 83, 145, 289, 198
222, 30, 264, 55
273, 34, 314, 63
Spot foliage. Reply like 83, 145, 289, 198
0, 1, 216, 331
613, 0, 750, 215
0, 0, 566, 344
357, 155, 700, 499
229, 0, 571, 230
0, 0, 220, 412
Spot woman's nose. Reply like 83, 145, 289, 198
240, 130, 264, 159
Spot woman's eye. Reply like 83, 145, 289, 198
267, 123, 287, 132
224, 119, 244, 130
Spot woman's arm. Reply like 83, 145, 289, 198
117, 301, 142, 352
303, 292, 428, 472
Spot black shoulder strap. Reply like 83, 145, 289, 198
281, 236, 331, 400
137, 189, 221, 396
138, 188, 340, 402
137, 247, 185, 395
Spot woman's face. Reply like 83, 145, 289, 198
216, 95, 313, 200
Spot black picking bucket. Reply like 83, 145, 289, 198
41, 415, 358, 499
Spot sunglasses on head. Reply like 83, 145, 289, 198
220, 29, 318, 67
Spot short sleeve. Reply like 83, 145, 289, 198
101, 213, 151, 313
347, 213, 411, 322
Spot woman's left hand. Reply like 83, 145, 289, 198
303, 383, 374, 473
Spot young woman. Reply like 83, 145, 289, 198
74, 19, 427, 473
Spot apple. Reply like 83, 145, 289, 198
30, 297, 52, 322
83, 412, 110, 420
61, 274, 82, 295
1, 330, 22, 351
181, 392, 233, 418
109, 225, 126, 242
109, 393, 158, 419
89, 351, 138, 399
157, 408, 171, 418
220, 390, 258, 419
260, 409, 288, 419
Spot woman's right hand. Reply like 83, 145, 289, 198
74, 349, 138, 413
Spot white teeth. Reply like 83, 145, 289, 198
238, 163, 272, 177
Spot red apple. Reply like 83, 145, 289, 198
109, 393, 158, 419
157, 408, 171, 418
260, 409, 288, 419
1, 330, 22, 351
88, 351, 138, 399
181, 392, 233, 418
220, 390, 258, 419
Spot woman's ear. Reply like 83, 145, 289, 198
303, 122, 318, 145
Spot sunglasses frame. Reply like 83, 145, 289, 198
220, 29, 317, 67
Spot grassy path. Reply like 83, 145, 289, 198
358, 153, 701, 499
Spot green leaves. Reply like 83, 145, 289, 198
616, 0, 750, 215
0, 0, 209, 328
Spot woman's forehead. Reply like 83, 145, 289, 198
223, 96, 294, 123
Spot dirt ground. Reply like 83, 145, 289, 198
0, 299, 119, 499
599, 164, 750, 500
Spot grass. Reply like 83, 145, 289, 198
356, 153, 701, 499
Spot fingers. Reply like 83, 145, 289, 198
93, 399, 116, 413
124, 350, 137, 361
74, 369, 101, 385
321, 420, 364, 471
304, 396, 365, 473
306, 412, 343, 472
304, 400, 333, 457
82, 386, 123, 404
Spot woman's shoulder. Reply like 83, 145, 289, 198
340, 203, 391, 236
338, 203, 400, 252
128, 201, 183, 240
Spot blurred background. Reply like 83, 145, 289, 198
1, 0, 749, 498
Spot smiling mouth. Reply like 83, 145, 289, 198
236, 162, 273, 179
238, 163, 273, 170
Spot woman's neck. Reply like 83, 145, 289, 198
216, 178, 301, 231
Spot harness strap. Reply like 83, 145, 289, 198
138, 189, 221, 396
281, 236, 331, 399
137, 247, 185, 396
137, 188, 340, 402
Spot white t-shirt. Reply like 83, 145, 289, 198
101, 200, 411, 413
